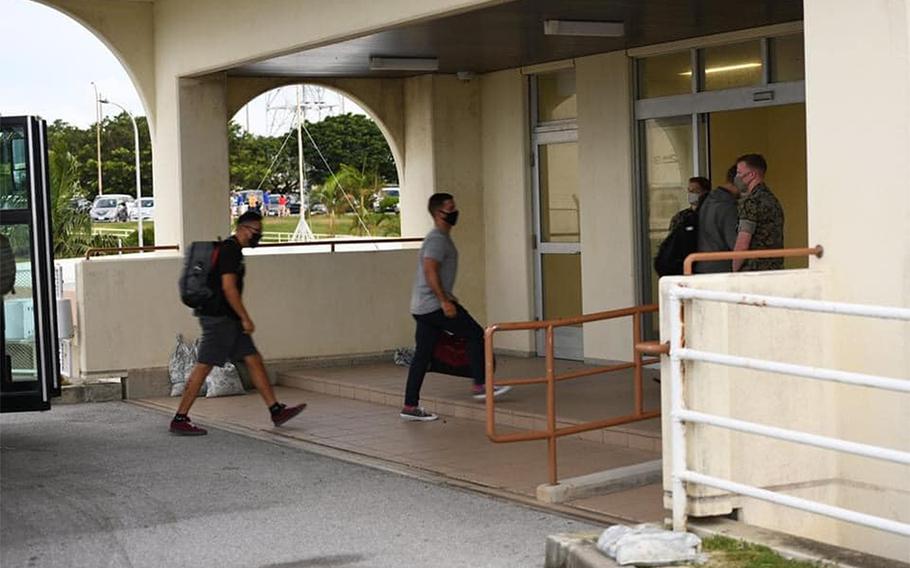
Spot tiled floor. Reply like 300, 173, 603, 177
143, 384, 667, 523
277, 357, 663, 452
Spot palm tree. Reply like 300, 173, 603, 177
48, 146, 118, 258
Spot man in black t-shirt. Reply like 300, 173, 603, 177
170, 211, 306, 435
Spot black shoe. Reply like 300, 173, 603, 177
399, 406, 438, 422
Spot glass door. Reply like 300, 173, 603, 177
531, 68, 583, 359
1, 116, 60, 413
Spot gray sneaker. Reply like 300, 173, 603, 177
472, 385, 512, 400
400, 406, 438, 422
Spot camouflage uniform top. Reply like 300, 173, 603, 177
737, 183, 785, 271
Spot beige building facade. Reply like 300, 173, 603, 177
40, 0, 908, 560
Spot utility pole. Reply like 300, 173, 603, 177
91, 82, 103, 195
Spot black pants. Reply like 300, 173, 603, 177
404, 304, 484, 407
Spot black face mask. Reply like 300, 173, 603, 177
249, 232, 263, 248
442, 210, 459, 226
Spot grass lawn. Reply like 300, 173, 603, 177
92, 214, 394, 239
702, 536, 824, 567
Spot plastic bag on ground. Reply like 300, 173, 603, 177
205, 362, 245, 398
168, 334, 206, 397
393, 347, 414, 367
596, 524, 702, 566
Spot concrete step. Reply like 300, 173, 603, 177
54, 378, 123, 404
277, 370, 661, 452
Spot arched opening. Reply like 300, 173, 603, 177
5, 0, 154, 257
228, 84, 402, 242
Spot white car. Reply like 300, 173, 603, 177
129, 197, 155, 221
90, 194, 134, 222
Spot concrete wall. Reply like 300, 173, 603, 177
75, 249, 418, 375
576, 52, 639, 362
480, 69, 535, 354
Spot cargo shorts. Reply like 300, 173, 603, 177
196, 315, 258, 366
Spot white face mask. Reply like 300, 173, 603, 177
687, 193, 701, 206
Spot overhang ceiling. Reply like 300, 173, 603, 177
229, 0, 802, 78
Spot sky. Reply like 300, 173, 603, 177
0, 0, 364, 136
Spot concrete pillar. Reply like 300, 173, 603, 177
804, 0, 910, 558
155, 75, 232, 248
576, 52, 637, 362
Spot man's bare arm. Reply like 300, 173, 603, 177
222, 273, 254, 332
732, 231, 753, 272
423, 257, 456, 317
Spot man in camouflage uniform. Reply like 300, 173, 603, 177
732, 154, 785, 271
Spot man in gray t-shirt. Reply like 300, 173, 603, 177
696, 165, 740, 274
401, 193, 511, 422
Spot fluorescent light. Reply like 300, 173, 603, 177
679, 62, 762, 76
543, 19, 624, 38
369, 57, 439, 72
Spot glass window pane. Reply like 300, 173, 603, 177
538, 142, 579, 243
0, 126, 29, 210
537, 69, 577, 122
700, 41, 763, 91
637, 51, 692, 99
770, 34, 805, 82
2, 224, 38, 382
642, 116, 693, 306
542, 253, 582, 321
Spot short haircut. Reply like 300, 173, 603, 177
689, 176, 710, 192
237, 210, 263, 226
736, 153, 767, 174
427, 192, 454, 215
726, 164, 738, 183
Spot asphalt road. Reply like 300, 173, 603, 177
0, 402, 599, 568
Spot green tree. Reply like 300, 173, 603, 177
47, 139, 118, 258
299, 113, 398, 187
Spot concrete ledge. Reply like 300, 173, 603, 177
545, 532, 616, 568
538, 460, 663, 503
55, 378, 123, 404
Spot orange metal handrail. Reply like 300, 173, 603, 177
484, 304, 661, 486
85, 245, 180, 259
683, 245, 824, 275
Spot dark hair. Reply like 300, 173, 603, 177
688, 176, 710, 193
726, 164, 738, 183
427, 192, 454, 215
237, 210, 263, 225
736, 153, 767, 174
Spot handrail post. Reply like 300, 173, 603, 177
484, 327, 497, 439
633, 309, 644, 415
546, 324, 557, 486
669, 289, 688, 531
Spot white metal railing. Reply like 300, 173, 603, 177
668, 285, 910, 537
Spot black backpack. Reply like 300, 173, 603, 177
178, 241, 221, 309
654, 210, 698, 277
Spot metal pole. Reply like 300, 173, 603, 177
633, 310, 643, 415
669, 289, 687, 531
92, 82, 103, 195
297, 86, 306, 215
546, 325, 557, 486
99, 100, 142, 248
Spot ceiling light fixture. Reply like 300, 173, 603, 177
679, 62, 762, 76
369, 57, 439, 72
543, 19, 625, 38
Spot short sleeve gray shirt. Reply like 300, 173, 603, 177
410, 228, 458, 315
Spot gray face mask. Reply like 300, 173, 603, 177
687, 193, 701, 206
733, 174, 749, 193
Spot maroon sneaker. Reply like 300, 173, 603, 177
170, 418, 207, 436
272, 403, 306, 427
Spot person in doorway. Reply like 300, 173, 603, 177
732, 154, 785, 271
668, 177, 710, 233
170, 211, 306, 435
696, 165, 741, 273
401, 193, 511, 421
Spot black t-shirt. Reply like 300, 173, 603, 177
199, 237, 245, 319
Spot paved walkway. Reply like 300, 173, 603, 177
142, 379, 666, 524
1, 403, 599, 568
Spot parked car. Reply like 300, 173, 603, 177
129, 197, 155, 221
287, 193, 301, 215
90, 194, 134, 222
372, 186, 400, 213
310, 203, 328, 215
